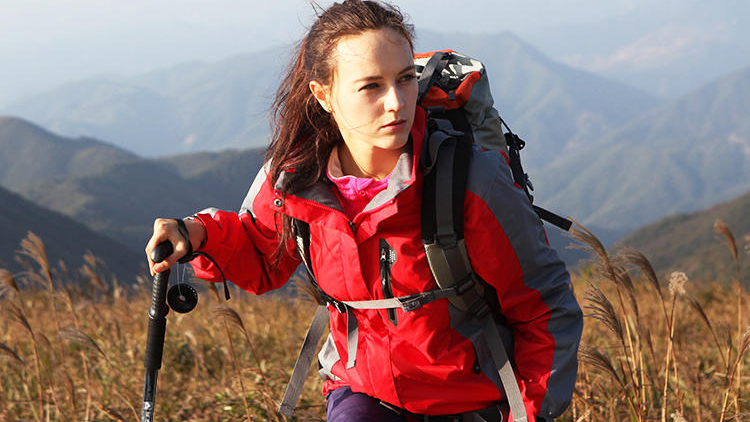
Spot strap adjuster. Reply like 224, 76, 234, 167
399, 291, 435, 312
454, 274, 476, 295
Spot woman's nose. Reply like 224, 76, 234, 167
383, 86, 404, 112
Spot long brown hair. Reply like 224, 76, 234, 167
266, 0, 415, 259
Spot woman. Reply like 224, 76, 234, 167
146, 1, 582, 421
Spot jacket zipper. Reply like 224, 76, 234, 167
379, 239, 398, 326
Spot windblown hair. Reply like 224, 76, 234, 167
266, 0, 415, 259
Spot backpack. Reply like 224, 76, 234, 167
278, 50, 571, 421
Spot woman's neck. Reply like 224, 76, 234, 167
337, 142, 401, 180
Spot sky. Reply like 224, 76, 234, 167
0, 0, 670, 105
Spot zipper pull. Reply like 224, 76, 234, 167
379, 239, 398, 326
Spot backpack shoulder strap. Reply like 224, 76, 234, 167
279, 218, 328, 416
420, 115, 528, 422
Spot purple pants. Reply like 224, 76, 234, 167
326, 387, 405, 422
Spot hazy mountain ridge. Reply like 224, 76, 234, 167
520, 1, 750, 98
0, 116, 138, 190
535, 65, 750, 232
18, 148, 264, 251
0, 115, 264, 263
4, 32, 659, 167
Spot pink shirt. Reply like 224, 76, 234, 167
327, 146, 391, 220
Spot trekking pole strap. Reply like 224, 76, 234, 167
279, 304, 329, 416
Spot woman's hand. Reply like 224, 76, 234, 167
145, 217, 206, 275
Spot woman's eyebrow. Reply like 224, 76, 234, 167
354, 65, 416, 83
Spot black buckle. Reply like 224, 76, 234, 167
399, 292, 434, 312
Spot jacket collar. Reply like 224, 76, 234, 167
278, 107, 427, 222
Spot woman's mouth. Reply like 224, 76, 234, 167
381, 119, 407, 131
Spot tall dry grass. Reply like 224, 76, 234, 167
1, 228, 748, 421
1, 232, 325, 421
568, 220, 749, 422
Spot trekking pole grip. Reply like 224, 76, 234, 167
145, 241, 172, 371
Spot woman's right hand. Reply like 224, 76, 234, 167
145, 217, 205, 275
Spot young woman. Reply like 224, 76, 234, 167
145, 1, 583, 421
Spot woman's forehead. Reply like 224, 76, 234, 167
332, 28, 413, 80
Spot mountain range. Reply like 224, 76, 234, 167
3, 31, 659, 171
535, 66, 750, 232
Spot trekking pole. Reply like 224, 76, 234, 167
140, 241, 174, 422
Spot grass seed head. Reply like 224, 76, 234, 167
57, 325, 107, 360
0, 342, 25, 367
713, 219, 738, 262
668, 271, 688, 296
0, 269, 19, 294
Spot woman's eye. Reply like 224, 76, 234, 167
399, 74, 416, 83
360, 83, 379, 91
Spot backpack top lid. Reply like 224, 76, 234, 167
414, 50, 508, 155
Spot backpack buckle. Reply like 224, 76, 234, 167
399, 292, 434, 312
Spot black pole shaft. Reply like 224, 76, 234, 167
141, 268, 170, 422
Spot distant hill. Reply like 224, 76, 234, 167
0, 184, 145, 284
3, 32, 659, 167
0, 116, 137, 190
519, 1, 750, 99
535, 66, 750, 232
20, 148, 264, 251
620, 190, 750, 284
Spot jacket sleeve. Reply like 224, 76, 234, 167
189, 163, 301, 295
463, 149, 583, 420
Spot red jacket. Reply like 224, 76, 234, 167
191, 108, 582, 420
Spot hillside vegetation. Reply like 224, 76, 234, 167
1, 224, 748, 421
621, 190, 750, 284
0, 186, 144, 283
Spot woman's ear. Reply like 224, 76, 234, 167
309, 80, 332, 113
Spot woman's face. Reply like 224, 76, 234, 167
311, 28, 417, 158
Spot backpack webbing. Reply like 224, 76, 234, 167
420, 114, 528, 422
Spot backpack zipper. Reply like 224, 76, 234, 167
379, 239, 398, 326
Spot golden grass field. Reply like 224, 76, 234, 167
1, 222, 748, 421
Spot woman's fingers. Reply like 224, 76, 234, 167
146, 218, 191, 275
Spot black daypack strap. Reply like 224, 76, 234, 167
503, 124, 572, 232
